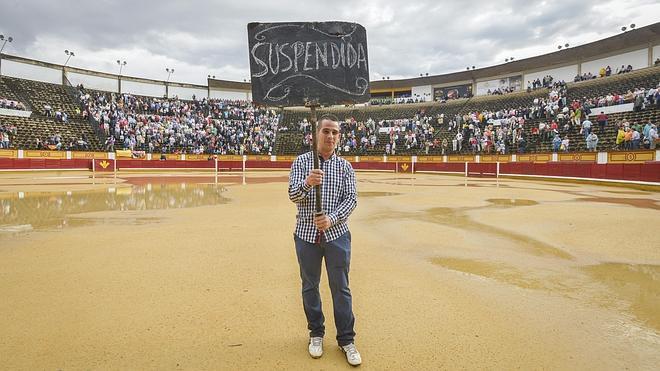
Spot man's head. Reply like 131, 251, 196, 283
316, 114, 340, 155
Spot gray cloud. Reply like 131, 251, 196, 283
0, 0, 657, 85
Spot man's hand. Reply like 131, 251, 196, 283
314, 213, 332, 231
305, 169, 324, 187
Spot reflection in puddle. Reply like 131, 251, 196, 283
0, 184, 228, 235
64, 216, 163, 228
358, 191, 401, 197
486, 199, 539, 207
124, 176, 289, 185
583, 263, 660, 332
577, 197, 659, 210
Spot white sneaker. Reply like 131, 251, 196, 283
340, 343, 362, 366
308, 337, 323, 358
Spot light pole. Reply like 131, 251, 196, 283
0, 34, 14, 78
62, 50, 75, 85
64, 49, 75, 67
207, 74, 215, 99
165, 67, 174, 98
117, 60, 126, 94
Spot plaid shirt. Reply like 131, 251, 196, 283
288, 151, 357, 243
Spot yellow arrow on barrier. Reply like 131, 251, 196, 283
401, 163, 409, 172
99, 160, 110, 169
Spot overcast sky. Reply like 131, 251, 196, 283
0, 0, 658, 85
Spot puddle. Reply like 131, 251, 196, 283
0, 183, 228, 236
424, 207, 573, 259
430, 257, 547, 289
64, 216, 164, 228
576, 197, 659, 210
358, 191, 401, 197
604, 190, 652, 195
485, 199, 539, 207
125, 175, 289, 185
582, 263, 660, 332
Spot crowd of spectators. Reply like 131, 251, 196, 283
77, 86, 280, 155
0, 121, 16, 149
0, 98, 26, 111
486, 86, 518, 95
527, 75, 556, 91
32, 133, 90, 151
294, 79, 659, 155
369, 96, 429, 105
574, 65, 633, 82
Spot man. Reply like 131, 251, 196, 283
631, 128, 641, 150
582, 118, 592, 142
596, 112, 608, 133
649, 125, 658, 150
586, 132, 599, 152
288, 114, 361, 366
552, 134, 562, 152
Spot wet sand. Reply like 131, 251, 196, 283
0, 171, 659, 370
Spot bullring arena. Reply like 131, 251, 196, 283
1, 18, 660, 371
0, 166, 659, 369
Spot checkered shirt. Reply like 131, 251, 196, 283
288, 151, 357, 243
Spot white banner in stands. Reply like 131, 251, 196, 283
587, 103, 634, 116
378, 126, 402, 133
0, 108, 31, 117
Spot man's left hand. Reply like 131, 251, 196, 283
314, 214, 332, 231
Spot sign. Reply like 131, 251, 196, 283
558, 153, 597, 162
0, 149, 18, 158
93, 159, 115, 172
434, 84, 472, 101
448, 155, 475, 162
24, 150, 66, 159
517, 154, 551, 163
480, 155, 511, 163
608, 151, 655, 163
397, 162, 412, 173
218, 155, 244, 161
248, 21, 370, 106
416, 156, 443, 163
115, 149, 133, 158
72, 151, 108, 159
276, 155, 297, 161
151, 154, 180, 161
185, 154, 210, 161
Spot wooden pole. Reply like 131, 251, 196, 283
309, 104, 323, 216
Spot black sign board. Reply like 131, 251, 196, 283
247, 22, 370, 106
434, 84, 473, 101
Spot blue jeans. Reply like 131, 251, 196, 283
294, 232, 355, 346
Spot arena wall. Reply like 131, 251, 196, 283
1, 59, 61, 84
67, 72, 119, 93
1, 152, 658, 184
168, 86, 208, 100
523, 64, 579, 85
653, 45, 660, 62
411, 85, 433, 100
120, 80, 166, 98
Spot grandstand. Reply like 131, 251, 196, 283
0, 22, 658, 169
1, 66, 658, 155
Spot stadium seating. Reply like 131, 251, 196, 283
0, 65, 658, 155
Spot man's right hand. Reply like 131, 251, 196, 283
305, 169, 324, 187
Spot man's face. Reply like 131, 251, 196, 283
317, 119, 340, 152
